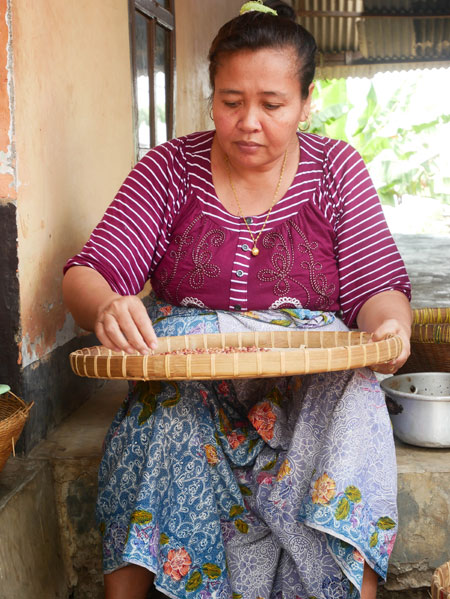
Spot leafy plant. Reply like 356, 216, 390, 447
310, 78, 450, 207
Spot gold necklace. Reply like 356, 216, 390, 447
224, 150, 288, 256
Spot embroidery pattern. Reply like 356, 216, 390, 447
158, 215, 225, 304
257, 220, 335, 309
269, 297, 303, 309
180, 297, 206, 308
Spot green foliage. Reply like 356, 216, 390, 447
344, 485, 362, 503
130, 509, 153, 525
376, 516, 396, 530
234, 518, 249, 533
185, 571, 202, 592
229, 505, 245, 518
202, 563, 222, 579
334, 497, 350, 520
310, 78, 450, 206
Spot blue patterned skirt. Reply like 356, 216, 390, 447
97, 298, 397, 599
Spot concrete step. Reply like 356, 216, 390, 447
0, 380, 448, 599
0, 381, 126, 599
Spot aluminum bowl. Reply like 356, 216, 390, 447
380, 372, 450, 448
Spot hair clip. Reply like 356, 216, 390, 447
240, 1, 278, 16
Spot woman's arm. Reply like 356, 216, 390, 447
63, 265, 157, 354
356, 290, 412, 374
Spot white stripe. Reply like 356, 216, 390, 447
230, 279, 247, 286
341, 278, 410, 310
338, 226, 391, 252
340, 257, 406, 292
339, 244, 399, 273
83, 246, 130, 295
90, 232, 142, 288
112, 198, 160, 239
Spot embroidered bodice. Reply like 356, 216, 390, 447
151, 196, 338, 313
64, 130, 410, 325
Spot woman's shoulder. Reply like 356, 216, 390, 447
298, 132, 360, 167
138, 131, 214, 178
147, 130, 214, 159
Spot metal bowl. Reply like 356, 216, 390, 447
380, 372, 450, 448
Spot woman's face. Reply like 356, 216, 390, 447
212, 46, 313, 170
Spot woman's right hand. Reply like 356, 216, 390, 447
62, 266, 158, 355
95, 294, 158, 355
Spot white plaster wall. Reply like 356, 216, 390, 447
12, 0, 135, 366
0, 0, 16, 202
175, 0, 244, 137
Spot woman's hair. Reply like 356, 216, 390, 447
263, 0, 297, 20
208, 8, 317, 99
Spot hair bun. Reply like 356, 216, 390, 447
264, 1, 296, 21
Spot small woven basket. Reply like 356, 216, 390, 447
431, 560, 450, 599
0, 391, 33, 474
400, 307, 450, 373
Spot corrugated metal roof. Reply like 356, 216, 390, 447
292, 0, 450, 77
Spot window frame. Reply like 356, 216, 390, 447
129, 0, 175, 159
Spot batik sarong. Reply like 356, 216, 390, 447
97, 297, 397, 599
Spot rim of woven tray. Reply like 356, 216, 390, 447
69, 330, 402, 381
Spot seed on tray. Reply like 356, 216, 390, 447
162, 346, 270, 355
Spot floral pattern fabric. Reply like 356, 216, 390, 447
97, 298, 397, 599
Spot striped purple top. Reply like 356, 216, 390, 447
64, 130, 410, 326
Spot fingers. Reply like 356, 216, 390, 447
370, 360, 398, 375
95, 296, 157, 354
369, 318, 411, 375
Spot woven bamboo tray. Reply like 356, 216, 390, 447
0, 391, 34, 473
431, 560, 450, 599
400, 307, 450, 373
70, 330, 402, 381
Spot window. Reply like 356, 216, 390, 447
129, 0, 175, 159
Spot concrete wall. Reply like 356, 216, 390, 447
0, 0, 21, 406
12, 0, 135, 367
0, 460, 67, 599
0, 0, 15, 202
0, 0, 136, 451
174, 0, 243, 137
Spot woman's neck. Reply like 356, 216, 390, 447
210, 134, 300, 217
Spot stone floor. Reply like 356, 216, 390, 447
394, 233, 450, 308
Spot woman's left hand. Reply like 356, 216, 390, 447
369, 318, 411, 375
356, 290, 412, 375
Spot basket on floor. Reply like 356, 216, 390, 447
431, 560, 450, 599
0, 391, 33, 473
70, 330, 402, 381
400, 307, 450, 373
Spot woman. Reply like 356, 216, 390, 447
63, 3, 412, 598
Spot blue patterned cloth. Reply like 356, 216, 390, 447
97, 297, 397, 599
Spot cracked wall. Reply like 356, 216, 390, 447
11, 0, 135, 367
0, 0, 15, 203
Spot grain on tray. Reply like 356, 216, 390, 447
162, 346, 270, 355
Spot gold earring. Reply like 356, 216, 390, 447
298, 117, 311, 132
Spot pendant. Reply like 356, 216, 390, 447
251, 245, 260, 256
